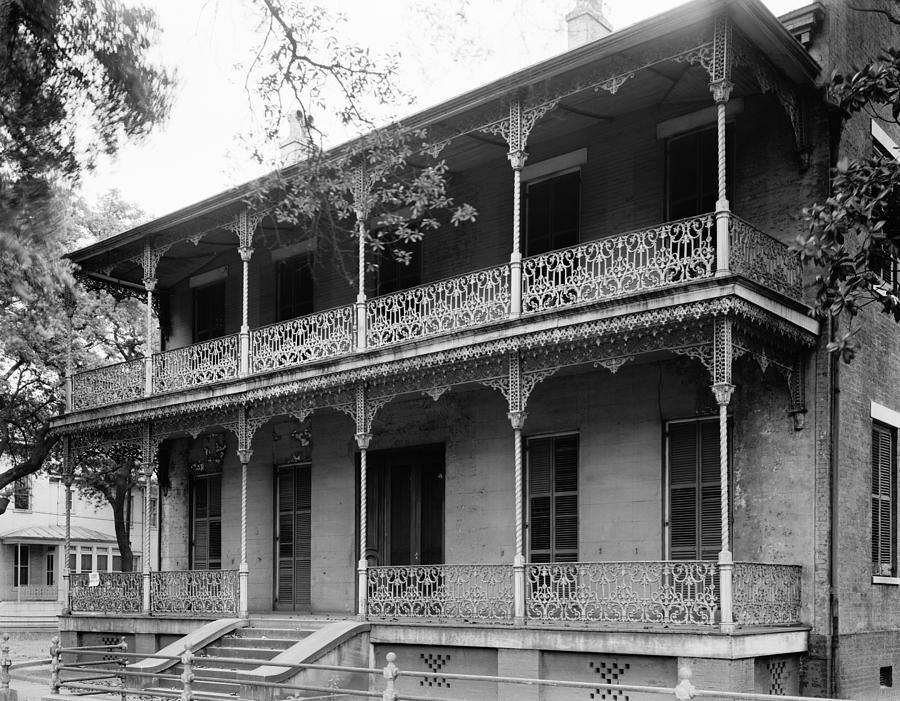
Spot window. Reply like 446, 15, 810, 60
374, 240, 421, 296
192, 473, 222, 570
527, 434, 578, 563
276, 254, 314, 321
870, 122, 900, 289
525, 171, 580, 256
193, 280, 227, 342
13, 546, 29, 586
149, 486, 159, 529
873, 422, 897, 576
46, 549, 55, 586
667, 419, 730, 560
666, 126, 733, 221
13, 478, 30, 510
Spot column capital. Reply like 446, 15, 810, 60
142, 277, 157, 293
355, 432, 373, 450
239, 246, 254, 263
63, 474, 73, 488
709, 78, 733, 105
711, 382, 734, 406
236, 448, 254, 464
507, 410, 527, 431
507, 150, 528, 170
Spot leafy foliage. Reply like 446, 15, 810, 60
0, 0, 173, 184
798, 47, 900, 359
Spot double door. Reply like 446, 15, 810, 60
363, 445, 444, 566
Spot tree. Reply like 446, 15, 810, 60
0, 0, 171, 494
244, 1, 476, 284
0, 190, 146, 493
798, 47, 900, 359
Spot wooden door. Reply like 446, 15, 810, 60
275, 462, 311, 610
364, 445, 444, 566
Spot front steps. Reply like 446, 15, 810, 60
140, 617, 356, 700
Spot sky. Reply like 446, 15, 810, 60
81, 0, 809, 218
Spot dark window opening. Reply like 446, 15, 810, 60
13, 478, 30, 510
666, 126, 734, 221
526, 171, 581, 257
276, 254, 314, 321
527, 434, 579, 563
872, 422, 897, 577
13, 546, 29, 586
881, 666, 893, 688
193, 280, 227, 343
374, 240, 422, 296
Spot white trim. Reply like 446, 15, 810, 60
872, 120, 900, 161
874, 576, 900, 585
521, 148, 588, 184
271, 240, 315, 262
656, 99, 744, 140
189, 266, 228, 289
872, 401, 900, 428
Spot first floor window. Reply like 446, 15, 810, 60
13, 545, 29, 585
527, 434, 579, 563
873, 421, 897, 576
192, 473, 222, 570
667, 419, 730, 560
46, 548, 55, 586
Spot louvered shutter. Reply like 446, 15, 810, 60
192, 475, 222, 570
527, 435, 578, 563
872, 423, 896, 576
668, 420, 729, 560
276, 463, 312, 609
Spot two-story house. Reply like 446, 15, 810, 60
48, 0, 900, 698
0, 470, 157, 627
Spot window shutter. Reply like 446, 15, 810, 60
277, 463, 312, 609
872, 423, 896, 576
527, 434, 578, 563
668, 420, 728, 560
669, 423, 698, 559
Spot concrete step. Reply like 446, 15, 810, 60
232, 627, 312, 640
215, 636, 295, 650
204, 645, 286, 661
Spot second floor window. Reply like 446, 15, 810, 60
277, 254, 314, 321
666, 126, 733, 221
526, 171, 580, 257
375, 240, 422, 296
13, 478, 30, 511
193, 280, 226, 343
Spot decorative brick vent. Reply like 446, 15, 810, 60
767, 658, 787, 695
590, 659, 630, 700
420, 652, 451, 688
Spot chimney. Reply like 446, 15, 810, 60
566, 0, 613, 50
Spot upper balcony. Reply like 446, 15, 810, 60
68, 212, 805, 414
59, 0, 821, 423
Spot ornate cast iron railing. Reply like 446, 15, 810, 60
729, 216, 803, 300
149, 569, 239, 616
732, 562, 802, 626
526, 560, 719, 625
68, 572, 142, 614
71, 359, 145, 411
250, 304, 355, 373
367, 564, 514, 621
152, 335, 240, 394
14, 584, 58, 601
522, 214, 715, 313
366, 265, 511, 349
